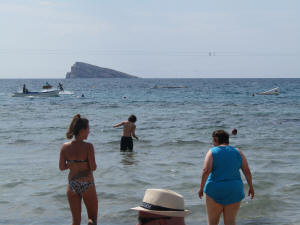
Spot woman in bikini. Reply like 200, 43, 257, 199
59, 114, 98, 225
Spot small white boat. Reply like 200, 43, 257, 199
12, 90, 60, 97
256, 87, 279, 95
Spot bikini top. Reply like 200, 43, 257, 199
67, 159, 88, 163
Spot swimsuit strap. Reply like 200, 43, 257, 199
67, 159, 88, 163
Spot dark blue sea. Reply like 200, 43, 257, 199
0, 78, 300, 225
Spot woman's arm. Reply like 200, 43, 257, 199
88, 143, 97, 171
238, 149, 255, 199
198, 150, 213, 199
59, 144, 69, 171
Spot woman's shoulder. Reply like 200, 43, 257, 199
62, 141, 72, 148
62, 141, 92, 148
82, 141, 94, 149
229, 145, 241, 152
83, 141, 93, 146
229, 146, 244, 159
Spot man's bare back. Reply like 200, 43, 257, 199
122, 121, 136, 137
113, 120, 138, 140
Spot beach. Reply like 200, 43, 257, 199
0, 78, 300, 225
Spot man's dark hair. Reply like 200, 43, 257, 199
128, 114, 137, 123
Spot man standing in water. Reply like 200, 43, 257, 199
113, 114, 138, 151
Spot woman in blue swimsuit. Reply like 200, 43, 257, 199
198, 130, 254, 225
59, 114, 98, 225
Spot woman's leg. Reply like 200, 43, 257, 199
67, 186, 82, 225
223, 201, 241, 225
206, 195, 223, 225
82, 185, 98, 225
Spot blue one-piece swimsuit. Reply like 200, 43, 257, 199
204, 146, 245, 205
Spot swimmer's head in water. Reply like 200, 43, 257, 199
232, 128, 237, 135
128, 114, 137, 123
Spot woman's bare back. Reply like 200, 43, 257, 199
60, 141, 97, 182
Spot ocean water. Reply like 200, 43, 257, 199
0, 78, 300, 225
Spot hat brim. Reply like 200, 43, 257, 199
131, 206, 190, 217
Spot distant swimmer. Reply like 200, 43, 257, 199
123, 96, 127, 99
113, 114, 138, 151
232, 128, 237, 135
81, 94, 85, 98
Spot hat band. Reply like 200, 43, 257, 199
141, 202, 184, 212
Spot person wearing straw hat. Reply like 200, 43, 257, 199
131, 189, 190, 225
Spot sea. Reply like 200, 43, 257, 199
0, 78, 300, 225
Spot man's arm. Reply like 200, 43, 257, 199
132, 125, 138, 140
113, 121, 125, 128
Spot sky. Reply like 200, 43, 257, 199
0, 0, 299, 78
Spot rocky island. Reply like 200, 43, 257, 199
66, 62, 138, 79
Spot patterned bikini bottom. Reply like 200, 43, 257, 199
69, 179, 94, 196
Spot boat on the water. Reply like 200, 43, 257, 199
256, 87, 279, 95
12, 90, 60, 97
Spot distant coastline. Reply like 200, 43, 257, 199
65, 62, 138, 79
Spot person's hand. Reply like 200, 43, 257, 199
136, 136, 139, 140
198, 189, 204, 199
248, 187, 255, 199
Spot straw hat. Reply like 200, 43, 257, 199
131, 189, 190, 217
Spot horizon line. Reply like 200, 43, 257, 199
0, 77, 300, 79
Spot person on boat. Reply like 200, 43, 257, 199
43, 81, 52, 89
131, 189, 190, 225
113, 114, 138, 151
22, 84, 29, 94
59, 114, 98, 225
198, 130, 254, 225
58, 82, 64, 91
